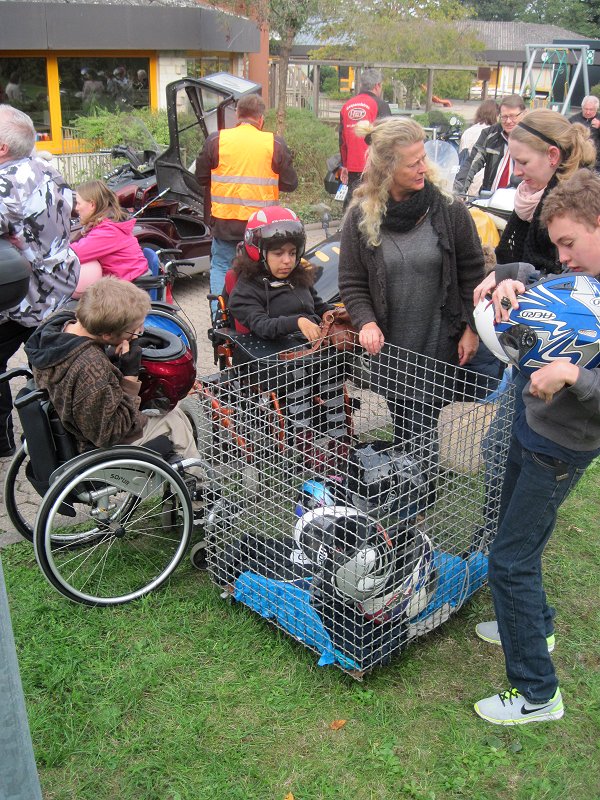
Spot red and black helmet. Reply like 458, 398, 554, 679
243, 206, 306, 266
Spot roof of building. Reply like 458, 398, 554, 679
0, 0, 259, 52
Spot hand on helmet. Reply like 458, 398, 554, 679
359, 322, 385, 355
492, 279, 525, 322
473, 271, 497, 306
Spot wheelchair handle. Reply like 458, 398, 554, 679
0, 366, 33, 385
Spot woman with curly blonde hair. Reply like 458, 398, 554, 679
338, 115, 485, 447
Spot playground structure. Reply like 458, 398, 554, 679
519, 44, 592, 115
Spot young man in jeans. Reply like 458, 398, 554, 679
473, 169, 600, 725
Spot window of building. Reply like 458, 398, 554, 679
57, 57, 151, 128
0, 57, 51, 139
185, 54, 233, 80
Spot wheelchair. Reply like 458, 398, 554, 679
1, 364, 215, 607
194, 271, 359, 473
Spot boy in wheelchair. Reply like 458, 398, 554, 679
24, 277, 201, 471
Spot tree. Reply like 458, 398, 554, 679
315, 0, 485, 108
210, 0, 317, 133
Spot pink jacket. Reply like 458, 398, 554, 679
71, 218, 148, 282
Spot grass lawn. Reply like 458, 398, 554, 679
2, 458, 599, 800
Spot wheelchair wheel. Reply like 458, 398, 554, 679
4, 444, 37, 542
33, 448, 193, 606
4, 444, 139, 546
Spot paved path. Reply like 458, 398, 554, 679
0, 225, 330, 547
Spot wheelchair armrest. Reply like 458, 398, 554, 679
133, 274, 168, 290
14, 387, 48, 408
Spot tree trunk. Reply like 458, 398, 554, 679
276, 32, 294, 135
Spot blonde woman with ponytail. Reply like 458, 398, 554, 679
495, 109, 595, 273
338, 116, 485, 448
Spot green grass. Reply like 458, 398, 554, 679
3, 459, 600, 800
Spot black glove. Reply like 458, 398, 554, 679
118, 342, 143, 377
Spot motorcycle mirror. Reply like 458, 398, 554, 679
449, 116, 459, 126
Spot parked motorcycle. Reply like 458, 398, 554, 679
102, 73, 262, 277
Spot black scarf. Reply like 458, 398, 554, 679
381, 180, 436, 233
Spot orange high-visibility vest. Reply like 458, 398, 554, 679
210, 124, 279, 220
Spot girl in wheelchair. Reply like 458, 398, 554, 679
71, 180, 149, 298
24, 277, 199, 468
228, 207, 331, 341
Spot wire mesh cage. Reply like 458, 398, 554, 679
191, 335, 515, 676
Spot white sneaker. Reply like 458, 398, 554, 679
475, 620, 555, 652
475, 687, 564, 725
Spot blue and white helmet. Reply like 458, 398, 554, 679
483, 275, 600, 377
293, 477, 345, 517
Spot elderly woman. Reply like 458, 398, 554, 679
339, 116, 485, 447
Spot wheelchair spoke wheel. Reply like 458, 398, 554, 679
34, 449, 192, 606
4, 444, 39, 542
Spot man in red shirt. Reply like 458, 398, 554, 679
339, 69, 391, 208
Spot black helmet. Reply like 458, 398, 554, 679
345, 442, 426, 521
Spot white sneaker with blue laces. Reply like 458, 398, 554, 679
474, 687, 564, 725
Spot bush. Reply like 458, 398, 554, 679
590, 84, 600, 101
70, 107, 170, 149
413, 109, 465, 129
433, 71, 474, 102
264, 108, 343, 221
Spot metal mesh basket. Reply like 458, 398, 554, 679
191, 336, 515, 676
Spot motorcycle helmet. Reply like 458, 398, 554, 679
0, 239, 31, 311
292, 505, 379, 569
473, 298, 511, 363
494, 274, 600, 376
244, 207, 306, 266
293, 477, 345, 517
327, 520, 437, 619
138, 326, 196, 411
345, 442, 426, 521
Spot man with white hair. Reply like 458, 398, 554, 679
0, 104, 79, 457
339, 68, 391, 208
569, 95, 600, 171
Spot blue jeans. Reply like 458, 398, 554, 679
210, 238, 238, 299
488, 434, 589, 702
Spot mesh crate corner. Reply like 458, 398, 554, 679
195, 341, 515, 675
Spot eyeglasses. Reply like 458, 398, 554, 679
499, 112, 523, 123
123, 327, 144, 339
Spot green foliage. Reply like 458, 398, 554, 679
71, 107, 170, 149
264, 107, 342, 220
434, 70, 475, 102
590, 84, 600, 102
413, 109, 466, 128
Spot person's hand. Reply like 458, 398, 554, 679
529, 361, 579, 404
118, 341, 143, 376
458, 326, 479, 366
359, 322, 385, 355
591, 118, 600, 129
298, 316, 322, 343
473, 271, 497, 306
492, 279, 526, 322
340, 167, 349, 186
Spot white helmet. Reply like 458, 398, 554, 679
474, 298, 510, 363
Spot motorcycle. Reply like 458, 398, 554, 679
102, 73, 263, 277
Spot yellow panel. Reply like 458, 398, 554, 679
314, 250, 330, 262
332, 246, 340, 254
